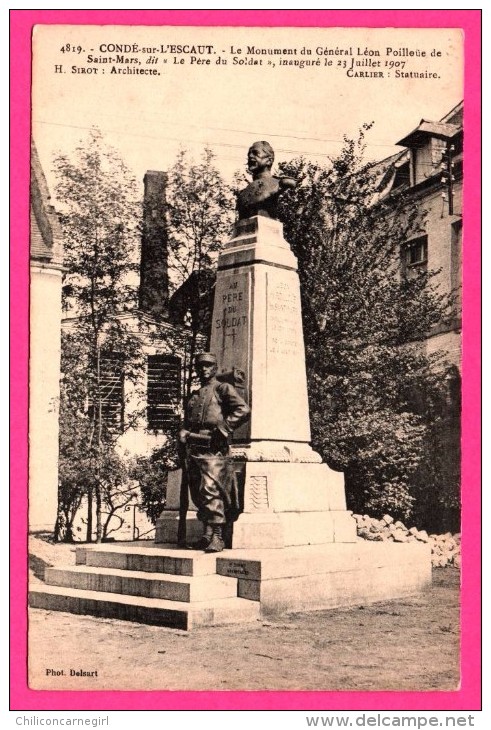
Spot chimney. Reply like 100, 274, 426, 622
139, 171, 169, 318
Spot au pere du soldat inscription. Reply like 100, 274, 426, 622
215, 275, 302, 356
215, 279, 248, 348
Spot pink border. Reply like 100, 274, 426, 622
11, 9, 481, 711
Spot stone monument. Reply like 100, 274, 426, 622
156, 141, 430, 617
31, 142, 431, 627
158, 141, 357, 548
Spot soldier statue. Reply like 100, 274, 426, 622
179, 353, 250, 553
236, 140, 296, 221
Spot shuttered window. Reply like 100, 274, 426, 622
147, 355, 181, 431
88, 353, 124, 431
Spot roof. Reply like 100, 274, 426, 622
396, 120, 461, 148
365, 102, 464, 203
30, 140, 63, 266
441, 101, 463, 126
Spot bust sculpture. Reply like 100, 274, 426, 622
236, 141, 296, 221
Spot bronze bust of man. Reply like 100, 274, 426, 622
236, 141, 296, 221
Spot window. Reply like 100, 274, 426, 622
88, 353, 124, 431
393, 160, 410, 190
404, 235, 428, 267
147, 354, 181, 431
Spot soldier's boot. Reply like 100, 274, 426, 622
189, 523, 213, 550
205, 525, 225, 553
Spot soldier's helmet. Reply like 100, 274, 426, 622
195, 352, 217, 366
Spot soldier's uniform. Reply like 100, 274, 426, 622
182, 354, 250, 550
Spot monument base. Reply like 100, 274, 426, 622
216, 541, 432, 616
155, 460, 357, 549
29, 540, 432, 629
155, 509, 357, 549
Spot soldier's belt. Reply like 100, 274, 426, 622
187, 431, 212, 446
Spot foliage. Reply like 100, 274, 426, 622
54, 130, 149, 542
278, 128, 456, 525
166, 147, 235, 394
129, 443, 180, 525
166, 146, 235, 291
55, 131, 201, 540
56, 129, 141, 320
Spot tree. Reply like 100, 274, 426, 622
54, 129, 150, 542
166, 147, 235, 395
278, 128, 454, 525
55, 332, 93, 542
129, 441, 180, 526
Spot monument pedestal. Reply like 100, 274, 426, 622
216, 541, 432, 615
156, 216, 357, 550
154, 215, 431, 621
30, 189, 432, 629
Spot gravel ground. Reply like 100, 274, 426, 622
28, 535, 460, 692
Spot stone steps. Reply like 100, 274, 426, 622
28, 541, 432, 627
28, 544, 261, 630
29, 584, 260, 630
45, 565, 238, 602
76, 544, 220, 576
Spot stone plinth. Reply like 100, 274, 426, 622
216, 541, 432, 616
156, 216, 357, 549
30, 541, 431, 629
210, 216, 356, 548
155, 469, 202, 545
210, 215, 310, 443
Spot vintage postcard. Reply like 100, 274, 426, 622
11, 10, 481, 712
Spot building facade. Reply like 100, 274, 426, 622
56, 169, 197, 541
376, 102, 463, 529
393, 102, 463, 370
29, 141, 65, 532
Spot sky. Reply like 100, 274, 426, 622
31, 25, 463, 196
